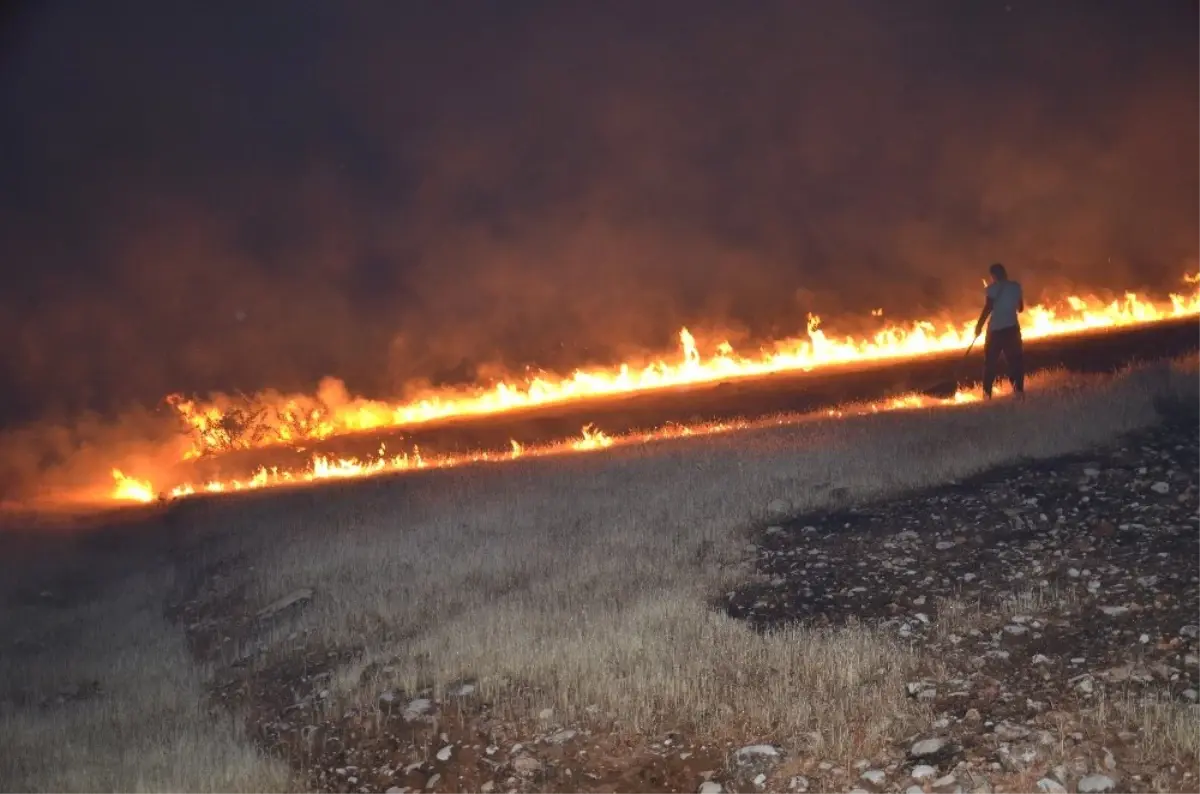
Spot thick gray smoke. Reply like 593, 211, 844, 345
0, 0, 1195, 430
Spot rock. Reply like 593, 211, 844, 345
861, 769, 886, 785
512, 755, 542, 776
998, 742, 1040, 772
767, 498, 792, 518
537, 707, 554, 721
932, 773, 959, 792
699, 782, 723, 794
910, 737, 946, 757
754, 773, 767, 787
547, 728, 577, 744
788, 775, 809, 792
994, 721, 1031, 741
424, 773, 440, 790
1151, 481, 1170, 494
480, 782, 495, 794
1075, 677, 1095, 694
735, 744, 782, 765
386, 788, 406, 794
1099, 606, 1129, 617
256, 587, 314, 619
1004, 624, 1029, 636
436, 745, 452, 762
1077, 774, 1116, 793
1035, 780, 1067, 794
1180, 625, 1200, 639
905, 788, 924, 794
912, 764, 937, 780
447, 681, 476, 697
404, 698, 434, 720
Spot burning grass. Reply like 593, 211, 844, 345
0, 356, 1196, 791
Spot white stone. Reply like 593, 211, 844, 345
1151, 481, 1170, 494
404, 698, 433, 720
1077, 774, 1116, 793
512, 755, 542, 775
735, 744, 781, 763
1036, 780, 1067, 794
861, 769, 886, 785
436, 745, 452, 762
699, 782, 723, 794
911, 764, 937, 780
767, 498, 792, 517
1099, 606, 1129, 617
910, 737, 946, 757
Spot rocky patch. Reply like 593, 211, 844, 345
723, 422, 1199, 793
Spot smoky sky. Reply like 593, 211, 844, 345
0, 0, 1196, 425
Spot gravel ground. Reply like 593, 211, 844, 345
724, 418, 1199, 794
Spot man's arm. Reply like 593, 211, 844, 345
974, 299, 993, 338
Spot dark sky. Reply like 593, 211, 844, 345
0, 0, 1196, 425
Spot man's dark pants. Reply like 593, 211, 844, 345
983, 325, 1024, 398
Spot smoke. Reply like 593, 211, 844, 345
0, 0, 1195, 440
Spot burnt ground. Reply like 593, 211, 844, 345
145, 409, 1200, 794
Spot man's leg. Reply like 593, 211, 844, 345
1006, 328, 1025, 395
983, 332, 1000, 398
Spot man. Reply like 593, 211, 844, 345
973, 262, 1025, 399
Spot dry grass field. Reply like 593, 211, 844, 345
1, 357, 1196, 793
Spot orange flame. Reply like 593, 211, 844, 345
165, 275, 1200, 460
110, 385, 993, 504
100, 274, 1198, 506
111, 469, 156, 503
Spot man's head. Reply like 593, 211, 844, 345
988, 262, 1008, 283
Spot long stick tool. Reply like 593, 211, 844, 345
964, 333, 980, 359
